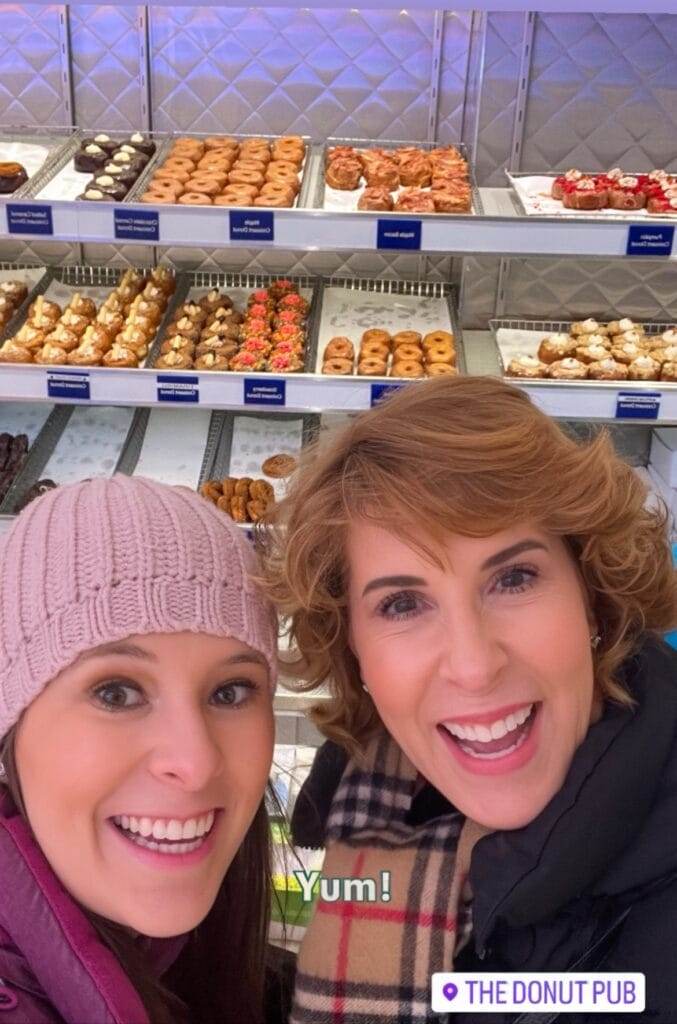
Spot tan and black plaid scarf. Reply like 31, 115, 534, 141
291, 731, 490, 1024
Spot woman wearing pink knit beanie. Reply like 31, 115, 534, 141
0, 475, 292, 1024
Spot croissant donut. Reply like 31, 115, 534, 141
267, 160, 298, 175
325, 159, 362, 191
362, 329, 391, 349
357, 187, 394, 211
214, 195, 253, 207
324, 337, 355, 361
395, 189, 436, 212
322, 357, 354, 376
254, 193, 293, 208
219, 185, 258, 202
197, 156, 233, 174
163, 157, 197, 174
229, 168, 265, 188
178, 192, 212, 205
393, 343, 424, 363
399, 157, 432, 188
425, 343, 455, 365
393, 331, 422, 348
259, 181, 295, 202
391, 360, 424, 378
365, 162, 400, 190
360, 340, 390, 360
205, 136, 239, 151
153, 168, 191, 185
265, 166, 300, 190
427, 362, 459, 377
423, 330, 454, 350
357, 357, 388, 376
185, 177, 222, 196
327, 145, 358, 163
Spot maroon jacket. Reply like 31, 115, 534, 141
0, 792, 187, 1023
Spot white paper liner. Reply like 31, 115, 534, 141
41, 406, 134, 486
507, 172, 677, 219
0, 403, 52, 444
316, 287, 455, 375
324, 180, 474, 215
0, 268, 46, 341
37, 159, 103, 201
131, 408, 213, 488
229, 414, 304, 500
0, 142, 50, 184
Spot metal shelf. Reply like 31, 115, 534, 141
1, 185, 674, 259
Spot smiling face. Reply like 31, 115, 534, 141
14, 632, 273, 937
347, 521, 599, 830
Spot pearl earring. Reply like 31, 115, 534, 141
0, 761, 6, 780
362, 684, 369, 693
591, 634, 601, 649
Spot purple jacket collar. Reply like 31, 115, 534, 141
0, 791, 188, 1023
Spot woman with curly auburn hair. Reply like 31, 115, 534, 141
260, 376, 677, 1024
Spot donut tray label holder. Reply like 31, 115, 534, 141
309, 275, 466, 401
505, 169, 677, 223
115, 406, 225, 489
317, 137, 484, 218
489, 317, 677, 423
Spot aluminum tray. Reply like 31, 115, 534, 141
207, 410, 318, 484
27, 128, 168, 203
490, 317, 677, 390
0, 263, 49, 341
314, 137, 483, 216
0, 125, 76, 199
0, 264, 182, 371
505, 169, 677, 222
308, 275, 466, 380
0, 405, 72, 514
147, 270, 322, 375
128, 131, 314, 210
115, 407, 224, 483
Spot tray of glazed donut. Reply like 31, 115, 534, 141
130, 133, 311, 209
314, 278, 465, 380
150, 273, 317, 374
0, 266, 177, 369
491, 317, 677, 385
0, 126, 76, 198
506, 168, 677, 219
30, 130, 164, 203
0, 404, 135, 515
318, 138, 481, 215
197, 411, 314, 525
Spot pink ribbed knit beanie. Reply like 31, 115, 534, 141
0, 475, 278, 738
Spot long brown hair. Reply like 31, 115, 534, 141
259, 376, 677, 756
0, 725, 275, 1024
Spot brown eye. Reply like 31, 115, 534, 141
211, 681, 257, 709
93, 681, 144, 710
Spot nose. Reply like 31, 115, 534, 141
438, 605, 508, 696
146, 705, 224, 791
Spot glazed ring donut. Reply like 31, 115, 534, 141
427, 362, 458, 377
278, 135, 305, 149
391, 359, 424, 378
205, 136, 239, 151
360, 340, 390, 360
220, 184, 258, 202
325, 337, 355, 361
169, 146, 203, 164
423, 330, 454, 350
163, 157, 197, 174
322, 357, 354, 376
173, 136, 205, 151
214, 195, 253, 207
143, 183, 182, 203
185, 177, 222, 197
229, 168, 265, 188
393, 343, 423, 362
189, 170, 228, 188
178, 192, 212, 205
272, 141, 305, 161
153, 168, 191, 185
233, 159, 268, 174
426, 343, 455, 365
357, 357, 388, 376
393, 331, 422, 348
362, 329, 391, 349
258, 182, 295, 204
141, 189, 175, 205
197, 155, 233, 173
254, 194, 292, 208
267, 160, 299, 175
240, 144, 271, 159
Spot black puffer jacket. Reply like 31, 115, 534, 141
292, 636, 677, 1023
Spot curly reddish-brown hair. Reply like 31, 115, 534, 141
259, 376, 677, 756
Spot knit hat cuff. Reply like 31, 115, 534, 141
0, 576, 278, 738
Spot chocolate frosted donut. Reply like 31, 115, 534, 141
0, 161, 28, 194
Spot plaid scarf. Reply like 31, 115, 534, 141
291, 731, 491, 1024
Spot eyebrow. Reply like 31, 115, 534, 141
362, 575, 426, 597
78, 641, 157, 662
480, 539, 548, 571
218, 652, 269, 669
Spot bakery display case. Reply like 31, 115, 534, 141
0, 126, 75, 198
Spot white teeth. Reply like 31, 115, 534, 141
121, 832, 206, 855
458, 724, 530, 760
121, 815, 130, 830
165, 820, 184, 841
183, 819, 198, 840
139, 817, 153, 838
152, 820, 167, 840
444, 704, 534, 743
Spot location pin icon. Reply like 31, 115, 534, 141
443, 982, 458, 1002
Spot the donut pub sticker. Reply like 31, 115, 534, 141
230, 211, 274, 242
377, 218, 422, 250
114, 209, 160, 242
6, 204, 53, 236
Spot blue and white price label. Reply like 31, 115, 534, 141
157, 374, 199, 403
615, 390, 661, 420
7, 203, 53, 236
626, 224, 674, 257
243, 377, 286, 406
377, 218, 422, 250
371, 381, 404, 407
46, 369, 90, 401
114, 208, 160, 242
230, 210, 274, 242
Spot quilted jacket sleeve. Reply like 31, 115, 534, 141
0, 930, 65, 1024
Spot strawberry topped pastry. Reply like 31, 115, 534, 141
561, 176, 608, 211
551, 169, 584, 200
607, 175, 646, 211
